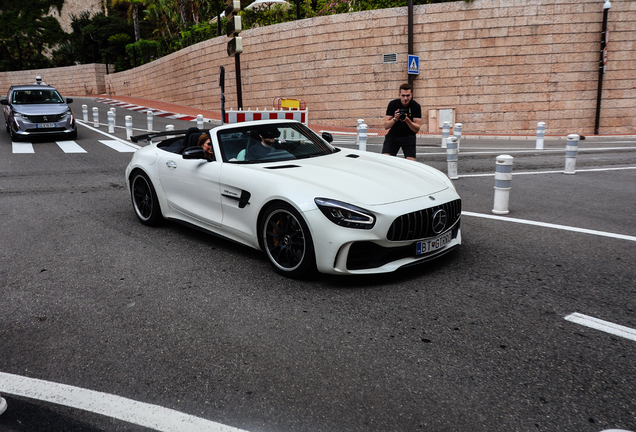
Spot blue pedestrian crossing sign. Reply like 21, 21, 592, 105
408, 55, 420, 75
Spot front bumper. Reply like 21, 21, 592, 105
11, 113, 76, 137
306, 191, 462, 275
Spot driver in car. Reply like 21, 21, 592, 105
246, 126, 281, 160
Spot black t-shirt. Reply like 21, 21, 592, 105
385, 98, 422, 138
246, 141, 273, 160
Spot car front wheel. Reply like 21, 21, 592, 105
261, 203, 316, 278
130, 171, 163, 226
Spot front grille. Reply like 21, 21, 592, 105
26, 114, 65, 123
387, 199, 461, 241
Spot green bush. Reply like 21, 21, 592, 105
125, 39, 160, 68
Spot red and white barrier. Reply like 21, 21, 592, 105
225, 108, 308, 125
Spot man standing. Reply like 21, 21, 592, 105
382, 83, 421, 161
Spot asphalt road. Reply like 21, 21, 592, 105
1, 97, 635, 432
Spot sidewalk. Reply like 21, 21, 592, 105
88, 94, 635, 140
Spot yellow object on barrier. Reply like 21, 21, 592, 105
274, 97, 306, 110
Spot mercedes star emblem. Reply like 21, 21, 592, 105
431, 209, 447, 234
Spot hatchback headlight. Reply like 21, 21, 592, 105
315, 198, 375, 229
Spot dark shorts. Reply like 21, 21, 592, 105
382, 134, 416, 158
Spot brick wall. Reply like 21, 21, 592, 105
4, 0, 633, 135
105, 0, 635, 134
0, 64, 112, 97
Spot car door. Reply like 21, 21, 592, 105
157, 153, 223, 227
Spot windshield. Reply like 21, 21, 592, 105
218, 122, 336, 163
11, 89, 64, 105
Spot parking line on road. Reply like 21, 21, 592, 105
462, 211, 636, 242
0, 372, 250, 432
458, 166, 636, 178
565, 313, 636, 342
12, 142, 34, 153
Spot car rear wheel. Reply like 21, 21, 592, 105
130, 171, 163, 226
261, 203, 316, 278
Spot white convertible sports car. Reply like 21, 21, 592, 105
126, 120, 461, 277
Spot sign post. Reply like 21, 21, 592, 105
219, 66, 225, 125
594, 0, 611, 135
225, 0, 243, 109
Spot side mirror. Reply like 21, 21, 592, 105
0, 99, 8, 106
182, 146, 208, 160
322, 132, 333, 143
66, 98, 73, 104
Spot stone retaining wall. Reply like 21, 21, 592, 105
0, 64, 111, 97
3, 0, 633, 134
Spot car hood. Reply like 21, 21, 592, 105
12, 104, 69, 115
255, 150, 450, 206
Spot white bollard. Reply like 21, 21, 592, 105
166, 124, 174, 139
535, 122, 546, 150
356, 119, 364, 145
197, 114, 204, 130
492, 155, 514, 215
125, 115, 133, 141
110, 108, 116, 127
147, 110, 153, 132
564, 134, 579, 175
108, 110, 114, 133
358, 123, 367, 152
446, 136, 459, 180
441, 121, 450, 148
82, 104, 88, 122
453, 123, 463, 151
92, 107, 99, 127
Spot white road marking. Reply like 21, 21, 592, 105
458, 166, 636, 178
0, 372, 250, 432
99, 140, 139, 152
56, 141, 87, 153
447, 147, 636, 156
76, 120, 141, 150
462, 211, 636, 242
11, 142, 34, 153
565, 313, 636, 342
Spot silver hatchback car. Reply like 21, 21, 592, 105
2, 85, 77, 141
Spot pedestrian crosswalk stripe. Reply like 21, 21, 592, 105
9, 140, 137, 154
12, 142, 34, 153
99, 140, 138, 152
57, 141, 87, 153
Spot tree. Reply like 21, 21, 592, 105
0, 0, 67, 71
111, 0, 146, 42
58, 11, 133, 69
144, 0, 178, 49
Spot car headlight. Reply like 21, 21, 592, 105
65, 109, 75, 123
13, 112, 25, 120
315, 198, 375, 229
